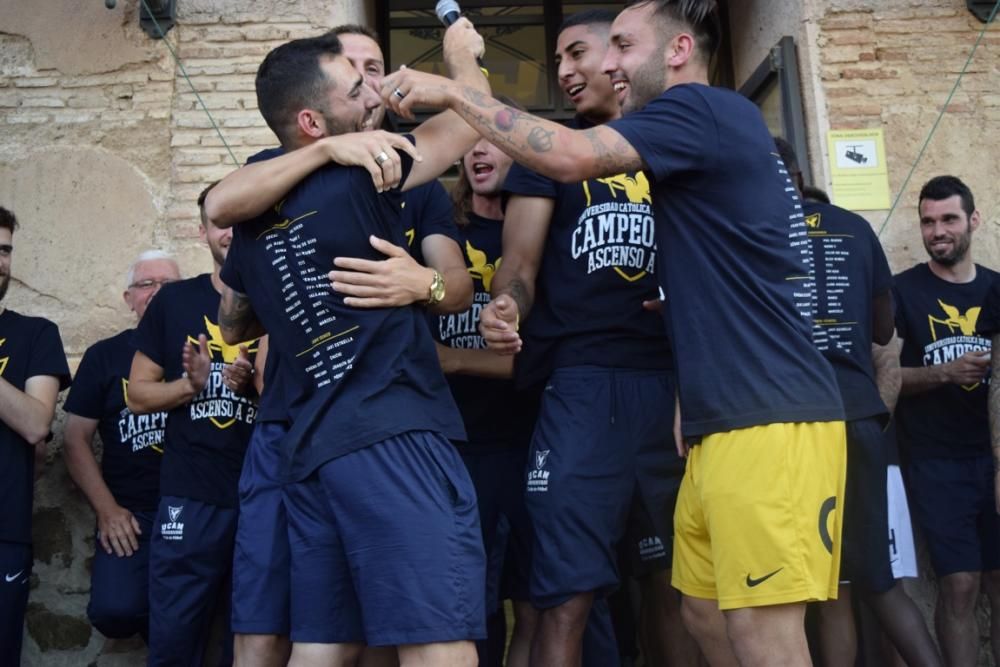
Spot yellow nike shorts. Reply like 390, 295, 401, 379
671, 420, 847, 610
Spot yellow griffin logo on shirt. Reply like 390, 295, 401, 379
186, 317, 259, 429
0, 338, 7, 377
805, 213, 822, 229
928, 300, 981, 340
581, 172, 653, 282
465, 241, 502, 291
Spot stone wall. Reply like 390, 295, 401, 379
0, 2, 365, 664
1, 0, 998, 664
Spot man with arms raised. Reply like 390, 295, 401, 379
217, 23, 490, 667
485, 9, 692, 665
0, 206, 71, 665
383, 2, 846, 665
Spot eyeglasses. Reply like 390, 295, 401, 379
128, 278, 178, 290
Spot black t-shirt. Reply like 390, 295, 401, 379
133, 274, 260, 507
894, 263, 997, 458
402, 178, 461, 265
503, 116, 670, 386
63, 329, 163, 512
804, 202, 892, 421
221, 148, 466, 481
608, 83, 844, 437
430, 212, 533, 449
0, 309, 71, 544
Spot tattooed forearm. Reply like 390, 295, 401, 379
872, 338, 901, 414
583, 127, 640, 174
527, 126, 554, 153
504, 278, 534, 320
218, 287, 265, 343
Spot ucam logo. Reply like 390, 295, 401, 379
168, 505, 183, 522
528, 449, 551, 493
161, 505, 185, 541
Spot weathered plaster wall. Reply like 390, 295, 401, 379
0, 1, 365, 664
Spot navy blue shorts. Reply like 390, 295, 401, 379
0, 541, 31, 665
526, 367, 682, 608
232, 421, 290, 635
906, 454, 1000, 577
840, 417, 894, 594
148, 496, 238, 666
88, 509, 155, 640
459, 446, 533, 610
619, 488, 673, 579
284, 431, 486, 646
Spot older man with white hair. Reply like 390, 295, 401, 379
64, 249, 181, 643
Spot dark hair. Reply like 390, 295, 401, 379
559, 8, 618, 35
0, 207, 18, 233
919, 175, 975, 219
451, 96, 523, 227
625, 0, 720, 60
773, 136, 800, 175
328, 24, 379, 41
255, 34, 343, 146
197, 181, 219, 226
802, 185, 831, 205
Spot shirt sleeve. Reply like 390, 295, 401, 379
28, 319, 71, 390
868, 227, 893, 297
977, 280, 1000, 336
63, 343, 105, 418
503, 161, 559, 199
606, 85, 718, 182
133, 288, 169, 368
891, 281, 908, 340
414, 180, 460, 245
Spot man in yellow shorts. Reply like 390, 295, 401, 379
382, 0, 847, 664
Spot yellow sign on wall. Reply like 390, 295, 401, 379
826, 129, 891, 211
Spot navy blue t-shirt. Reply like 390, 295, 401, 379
0, 309, 71, 544
894, 263, 997, 458
64, 329, 164, 512
804, 202, 892, 421
245, 147, 459, 421
430, 212, 532, 449
133, 274, 260, 507
608, 84, 843, 437
503, 116, 670, 386
221, 149, 465, 481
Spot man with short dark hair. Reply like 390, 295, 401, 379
127, 185, 261, 666
897, 175, 1000, 666
217, 24, 490, 667
64, 250, 181, 643
385, 1, 847, 664
0, 206, 71, 665
482, 9, 692, 665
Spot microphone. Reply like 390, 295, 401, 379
435, 0, 462, 26
434, 0, 488, 75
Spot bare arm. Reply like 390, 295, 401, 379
63, 414, 142, 556
436, 343, 513, 379
402, 19, 491, 191
384, 71, 643, 184
127, 350, 199, 414
218, 285, 267, 345
478, 195, 552, 355
420, 234, 474, 314
0, 375, 60, 445
898, 337, 991, 396
204, 132, 423, 227
872, 290, 894, 346
872, 336, 901, 415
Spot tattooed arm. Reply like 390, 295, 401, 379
218, 284, 266, 345
382, 70, 644, 183
872, 336, 902, 415
479, 195, 553, 355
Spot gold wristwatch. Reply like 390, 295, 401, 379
426, 269, 446, 306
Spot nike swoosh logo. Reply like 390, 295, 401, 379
5, 571, 23, 583
746, 568, 783, 587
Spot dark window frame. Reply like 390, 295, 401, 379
739, 35, 811, 184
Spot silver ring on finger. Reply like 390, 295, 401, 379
374, 151, 390, 167
393, 87, 406, 100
